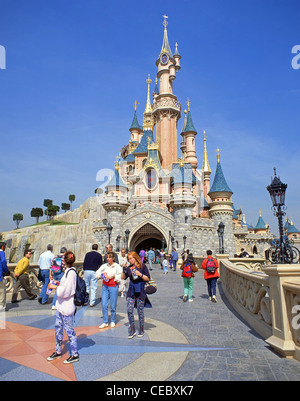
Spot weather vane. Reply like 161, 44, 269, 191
163, 15, 168, 29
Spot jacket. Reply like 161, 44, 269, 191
0, 250, 9, 282
202, 257, 219, 280
56, 267, 77, 316
15, 257, 30, 276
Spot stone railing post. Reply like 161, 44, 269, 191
216, 253, 229, 282
264, 265, 300, 358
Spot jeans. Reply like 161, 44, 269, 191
84, 270, 98, 306
171, 260, 177, 271
101, 284, 119, 324
206, 277, 218, 297
39, 269, 50, 304
52, 271, 64, 306
148, 259, 153, 270
183, 277, 194, 299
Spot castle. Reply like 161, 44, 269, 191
3, 17, 289, 263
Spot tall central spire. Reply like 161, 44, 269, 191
160, 15, 173, 57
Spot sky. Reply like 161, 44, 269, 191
0, 0, 299, 234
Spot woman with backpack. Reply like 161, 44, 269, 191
180, 252, 198, 302
202, 250, 219, 303
47, 251, 79, 364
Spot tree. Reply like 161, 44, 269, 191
13, 213, 23, 229
47, 205, 60, 225
30, 208, 44, 224
61, 203, 71, 213
69, 194, 75, 211
43, 199, 53, 221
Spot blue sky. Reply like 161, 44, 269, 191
0, 0, 299, 234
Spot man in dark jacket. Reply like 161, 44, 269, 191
83, 244, 103, 307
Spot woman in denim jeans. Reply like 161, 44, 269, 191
96, 252, 122, 329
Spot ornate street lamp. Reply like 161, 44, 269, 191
266, 168, 294, 264
125, 229, 130, 253
183, 235, 187, 251
106, 223, 113, 244
116, 235, 121, 252
217, 221, 225, 254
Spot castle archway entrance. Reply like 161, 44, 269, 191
129, 223, 167, 253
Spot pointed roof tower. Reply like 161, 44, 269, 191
202, 131, 211, 174
160, 15, 173, 58
208, 149, 233, 198
143, 74, 154, 131
129, 101, 143, 131
255, 209, 267, 231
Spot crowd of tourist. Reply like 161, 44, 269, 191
0, 240, 220, 364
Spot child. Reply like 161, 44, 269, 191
162, 255, 168, 274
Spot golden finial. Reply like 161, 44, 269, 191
115, 154, 120, 171
134, 100, 139, 111
187, 98, 191, 111
162, 15, 168, 30
216, 147, 220, 163
259, 209, 262, 216
178, 152, 185, 167
146, 74, 152, 85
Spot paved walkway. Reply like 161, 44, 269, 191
1, 264, 300, 381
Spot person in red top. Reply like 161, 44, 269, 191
202, 250, 219, 303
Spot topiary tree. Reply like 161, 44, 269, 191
30, 208, 44, 224
43, 199, 53, 221
47, 205, 60, 225
13, 213, 23, 229
69, 194, 75, 211
61, 202, 71, 213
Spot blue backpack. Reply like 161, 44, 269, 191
66, 268, 89, 307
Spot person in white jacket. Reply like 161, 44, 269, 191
47, 251, 79, 364
96, 251, 122, 329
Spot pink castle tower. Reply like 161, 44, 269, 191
152, 16, 181, 170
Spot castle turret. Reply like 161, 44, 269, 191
208, 149, 235, 256
152, 16, 181, 170
180, 100, 198, 169
129, 101, 143, 143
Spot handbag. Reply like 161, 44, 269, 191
3, 270, 11, 277
145, 278, 157, 295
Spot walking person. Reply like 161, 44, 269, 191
96, 252, 122, 328
180, 252, 198, 302
139, 249, 145, 263
50, 247, 67, 310
11, 249, 37, 303
38, 244, 55, 304
103, 244, 119, 264
202, 250, 219, 303
122, 251, 151, 339
118, 248, 129, 297
47, 251, 79, 364
170, 248, 178, 271
83, 244, 103, 307
147, 247, 155, 271
0, 242, 10, 311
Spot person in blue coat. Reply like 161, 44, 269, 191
0, 242, 10, 311
171, 248, 179, 271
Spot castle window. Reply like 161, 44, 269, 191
145, 169, 157, 191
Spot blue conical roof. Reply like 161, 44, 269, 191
106, 168, 127, 189
182, 110, 197, 134
209, 161, 233, 195
129, 110, 143, 131
255, 215, 267, 230
133, 130, 154, 154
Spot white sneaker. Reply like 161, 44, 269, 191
212, 296, 217, 303
188, 299, 193, 302
99, 323, 109, 329
110, 322, 116, 328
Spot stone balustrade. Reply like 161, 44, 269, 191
219, 256, 300, 362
